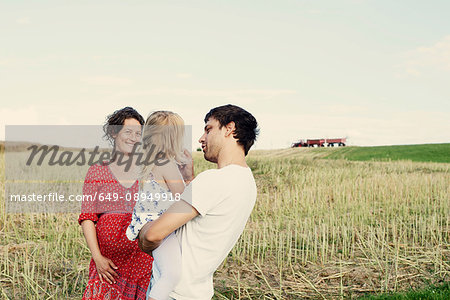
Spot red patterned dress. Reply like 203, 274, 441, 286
78, 163, 153, 300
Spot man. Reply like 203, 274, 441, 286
138, 104, 259, 300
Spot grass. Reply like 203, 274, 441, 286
1, 146, 449, 299
359, 281, 450, 299
324, 143, 450, 163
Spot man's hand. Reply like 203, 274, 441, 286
138, 222, 162, 255
178, 149, 194, 184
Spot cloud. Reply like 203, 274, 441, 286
254, 109, 450, 149
16, 17, 31, 25
176, 73, 193, 79
307, 9, 323, 15
0, 106, 39, 140
81, 76, 133, 86
320, 104, 368, 115
110, 88, 298, 109
398, 35, 450, 77
116, 88, 296, 98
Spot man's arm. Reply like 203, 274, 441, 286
138, 199, 199, 255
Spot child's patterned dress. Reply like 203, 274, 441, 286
126, 174, 175, 241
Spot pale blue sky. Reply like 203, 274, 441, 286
1, 0, 449, 149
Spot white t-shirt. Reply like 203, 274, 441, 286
169, 164, 257, 300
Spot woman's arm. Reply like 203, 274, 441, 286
81, 220, 119, 284
79, 165, 118, 284
80, 220, 102, 259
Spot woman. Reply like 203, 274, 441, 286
79, 107, 153, 300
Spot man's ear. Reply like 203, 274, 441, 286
224, 121, 236, 137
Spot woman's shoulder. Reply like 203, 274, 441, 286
87, 162, 107, 171
85, 162, 110, 179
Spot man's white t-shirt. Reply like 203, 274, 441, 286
169, 164, 257, 300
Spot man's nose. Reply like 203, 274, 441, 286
198, 133, 205, 143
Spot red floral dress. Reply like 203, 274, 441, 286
78, 163, 153, 300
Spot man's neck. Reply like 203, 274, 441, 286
216, 147, 247, 169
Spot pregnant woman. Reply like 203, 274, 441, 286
78, 107, 153, 300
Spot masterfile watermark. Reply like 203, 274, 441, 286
26, 143, 170, 172
8, 192, 182, 203
4, 125, 193, 213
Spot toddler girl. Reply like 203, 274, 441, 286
126, 111, 186, 300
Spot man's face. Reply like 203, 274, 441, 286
198, 117, 225, 163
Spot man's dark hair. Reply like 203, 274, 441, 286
103, 107, 145, 146
204, 104, 259, 155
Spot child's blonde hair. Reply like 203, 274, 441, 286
139, 111, 185, 185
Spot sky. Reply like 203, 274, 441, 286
1, 0, 449, 149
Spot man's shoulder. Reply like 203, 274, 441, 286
193, 168, 219, 181
194, 165, 252, 180
221, 165, 255, 180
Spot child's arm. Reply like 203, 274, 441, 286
158, 161, 186, 196
178, 149, 194, 185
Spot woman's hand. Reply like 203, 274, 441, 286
93, 254, 119, 284
81, 220, 118, 283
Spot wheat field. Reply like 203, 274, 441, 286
1, 148, 449, 299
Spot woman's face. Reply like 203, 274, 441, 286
113, 118, 142, 155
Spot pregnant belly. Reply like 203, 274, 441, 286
96, 213, 138, 262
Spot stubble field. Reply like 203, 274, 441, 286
0, 146, 449, 299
